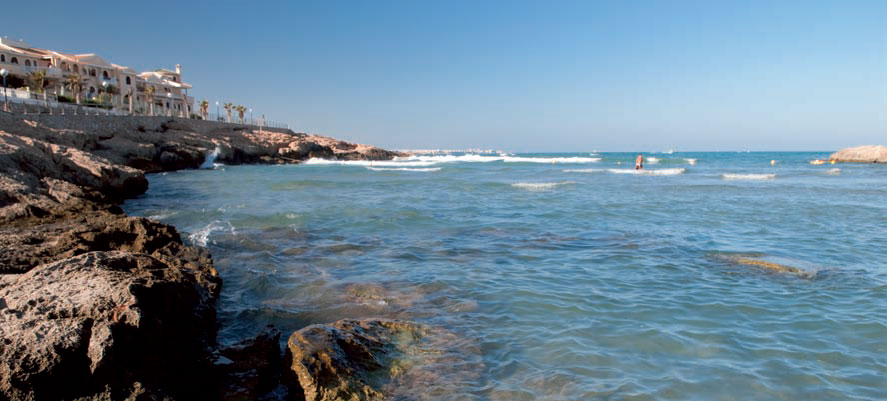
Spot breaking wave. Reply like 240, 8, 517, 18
199, 147, 221, 169
722, 173, 776, 180
188, 220, 236, 247
511, 181, 576, 191
608, 168, 686, 175
563, 168, 686, 175
305, 154, 601, 167
366, 167, 442, 172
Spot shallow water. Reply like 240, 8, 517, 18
123, 152, 887, 400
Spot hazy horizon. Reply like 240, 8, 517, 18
3, 1, 885, 151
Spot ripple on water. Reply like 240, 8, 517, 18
122, 154, 887, 400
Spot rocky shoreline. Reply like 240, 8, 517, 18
0, 112, 421, 400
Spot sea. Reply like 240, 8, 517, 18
122, 151, 887, 401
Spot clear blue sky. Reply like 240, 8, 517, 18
3, 1, 885, 151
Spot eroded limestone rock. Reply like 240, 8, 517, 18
0, 251, 220, 400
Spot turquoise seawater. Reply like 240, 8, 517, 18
123, 152, 887, 400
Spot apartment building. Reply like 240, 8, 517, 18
0, 37, 193, 117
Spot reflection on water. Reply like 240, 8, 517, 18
124, 152, 887, 400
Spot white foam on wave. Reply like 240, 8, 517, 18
511, 181, 576, 191
686, 158, 697, 165
199, 147, 221, 169
306, 154, 601, 166
402, 154, 601, 164
608, 168, 686, 175
563, 168, 605, 173
823, 168, 841, 175
304, 158, 438, 167
646, 157, 660, 164
188, 220, 236, 247
722, 173, 776, 180
366, 167, 442, 172
563, 168, 685, 175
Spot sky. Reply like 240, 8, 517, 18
2, 0, 885, 151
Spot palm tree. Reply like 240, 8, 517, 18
27, 70, 47, 92
236, 105, 247, 124
64, 74, 85, 104
199, 99, 209, 120
144, 85, 155, 116
223, 102, 234, 123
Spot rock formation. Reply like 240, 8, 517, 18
829, 145, 887, 163
0, 112, 401, 399
283, 319, 425, 401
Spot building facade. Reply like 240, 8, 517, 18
0, 37, 193, 117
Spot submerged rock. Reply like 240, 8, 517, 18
712, 253, 813, 276
283, 318, 483, 401
829, 145, 887, 163
283, 319, 423, 401
0, 251, 220, 400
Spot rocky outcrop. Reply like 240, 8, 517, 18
829, 145, 887, 163
0, 251, 220, 400
0, 112, 402, 399
283, 319, 425, 401
283, 318, 483, 401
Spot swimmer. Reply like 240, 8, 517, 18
635, 153, 644, 170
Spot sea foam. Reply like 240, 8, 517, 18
608, 168, 686, 175
511, 181, 576, 191
722, 173, 776, 180
366, 167, 442, 172
199, 147, 221, 169
188, 220, 236, 247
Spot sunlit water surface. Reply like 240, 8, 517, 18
123, 152, 887, 400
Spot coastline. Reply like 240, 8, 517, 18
0, 112, 401, 399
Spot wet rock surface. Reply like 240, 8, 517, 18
0, 112, 401, 399
284, 319, 483, 401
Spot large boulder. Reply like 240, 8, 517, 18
829, 145, 887, 163
283, 319, 424, 401
0, 251, 220, 400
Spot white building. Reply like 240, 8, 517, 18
0, 37, 193, 117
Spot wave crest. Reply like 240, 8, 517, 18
511, 181, 576, 191
722, 173, 776, 180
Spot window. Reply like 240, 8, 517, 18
172, 77, 177, 82
61, 62, 68, 71
89, 68, 96, 77
125, 76, 131, 85
73, 64, 78, 73
10, 57, 18, 64
0, 55, 4, 63
24, 60, 31, 67
89, 87, 95, 94
102, 71, 109, 79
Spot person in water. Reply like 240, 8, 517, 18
635, 153, 644, 170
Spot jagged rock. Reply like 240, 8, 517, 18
283, 319, 425, 401
829, 145, 887, 163
0, 251, 219, 400
217, 325, 283, 400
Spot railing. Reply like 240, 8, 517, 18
1, 92, 290, 128
204, 112, 289, 130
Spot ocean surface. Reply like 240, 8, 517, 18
122, 152, 887, 400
